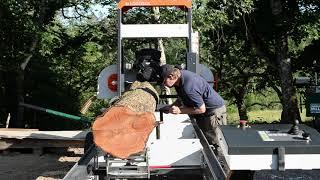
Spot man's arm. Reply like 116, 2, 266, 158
171, 98, 182, 106
170, 103, 206, 115
159, 98, 182, 113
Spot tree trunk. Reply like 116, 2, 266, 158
158, 39, 166, 65
14, 70, 25, 128
232, 87, 248, 120
152, 7, 173, 105
14, 37, 38, 128
92, 81, 159, 159
5, 72, 19, 128
236, 98, 248, 121
277, 55, 300, 123
271, 0, 301, 123
152, 7, 166, 65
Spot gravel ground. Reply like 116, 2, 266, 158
1, 147, 320, 180
254, 170, 320, 180
0, 148, 82, 180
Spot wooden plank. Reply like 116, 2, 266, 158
0, 138, 84, 150
0, 128, 39, 131
0, 130, 88, 140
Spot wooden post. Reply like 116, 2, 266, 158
5, 113, 10, 128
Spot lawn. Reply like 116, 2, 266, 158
227, 109, 313, 125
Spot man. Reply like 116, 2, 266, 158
159, 64, 227, 144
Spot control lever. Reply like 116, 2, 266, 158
288, 119, 300, 135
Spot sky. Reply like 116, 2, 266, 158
58, 4, 110, 25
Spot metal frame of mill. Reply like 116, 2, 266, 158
63, 0, 320, 179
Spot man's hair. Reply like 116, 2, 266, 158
161, 64, 180, 78
170, 68, 180, 77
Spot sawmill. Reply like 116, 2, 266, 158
63, 0, 320, 179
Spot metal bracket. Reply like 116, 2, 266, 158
277, 147, 285, 171
190, 118, 226, 180
63, 145, 98, 180
105, 152, 149, 179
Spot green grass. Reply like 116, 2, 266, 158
227, 109, 313, 125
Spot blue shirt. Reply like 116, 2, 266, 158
175, 70, 225, 110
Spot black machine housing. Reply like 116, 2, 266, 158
133, 49, 162, 82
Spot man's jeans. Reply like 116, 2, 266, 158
190, 105, 227, 144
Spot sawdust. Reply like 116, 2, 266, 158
0, 148, 82, 180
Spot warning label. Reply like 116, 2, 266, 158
258, 131, 308, 142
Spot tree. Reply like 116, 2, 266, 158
0, 0, 68, 127
193, 0, 256, 120
0, 0, 116, 128
242, 0, 320, 123
194, 0, 320, 123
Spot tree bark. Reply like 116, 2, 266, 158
235, 95, 248, 120
14, 70, 25, 128
231, 81, 249, 120
277, 54, 301, 123
14, 38, 39, 128
152, 7, 173, 105
92, 81, 159, 159
245, 0, 301, 124
152, 7, 166, 65
7, 0, 43, 127
272, 0, 301, 123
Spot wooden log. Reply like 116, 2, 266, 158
92, 81, 158, 159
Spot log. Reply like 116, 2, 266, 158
92, 81, 158, 159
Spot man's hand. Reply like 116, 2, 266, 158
159, 105, 171, 114
161, 104, 205, 115
169, 106, 181, 114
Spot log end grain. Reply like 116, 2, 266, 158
92, 106, 156, 159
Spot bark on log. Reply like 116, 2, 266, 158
92, 81, 158, 159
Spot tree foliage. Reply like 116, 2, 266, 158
193, 0, 319, 123
1, 0, 319, 128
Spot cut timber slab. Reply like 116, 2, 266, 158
0, 128, 39, 131
0, 130, 88, 140
0, 130, 88, 150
